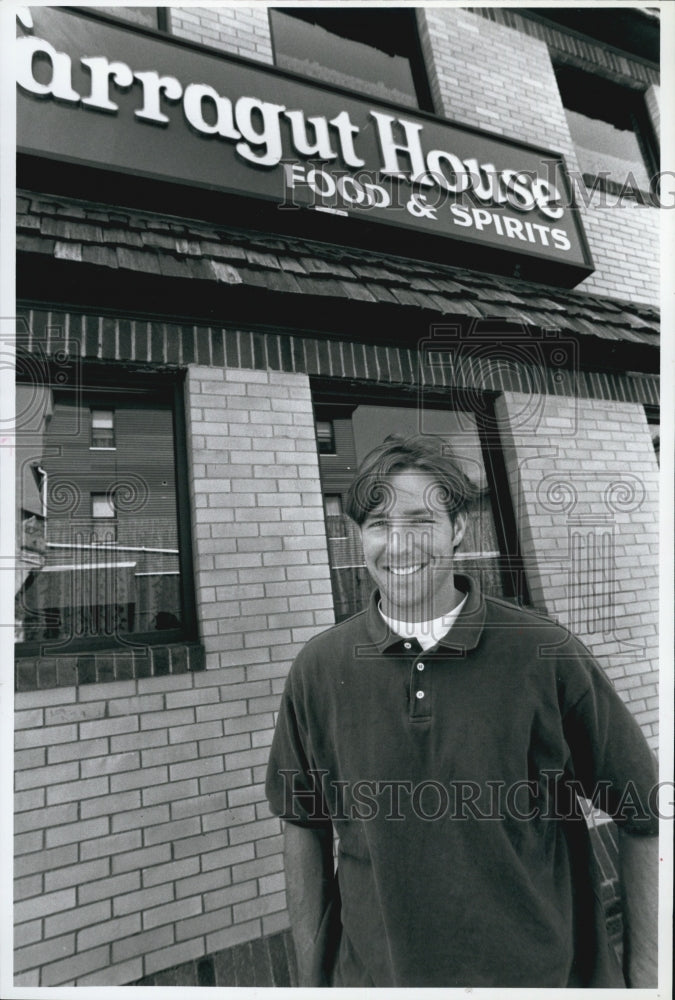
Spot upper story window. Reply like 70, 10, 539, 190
90, 408, 115, 449
16, 373, 195, 652
270, 7, 434, 111
87, 7, 168, 31
555, 65, 658, 197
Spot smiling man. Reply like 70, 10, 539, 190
265, 434, 658, 988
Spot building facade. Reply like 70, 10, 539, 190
14, 5, 660, 987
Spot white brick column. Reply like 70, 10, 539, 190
495, 392, 659, 747
185, 365, 334, 673
169, 7, 273, 64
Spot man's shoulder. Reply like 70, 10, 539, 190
292, 606, 371, 667
480, 591, 591, 655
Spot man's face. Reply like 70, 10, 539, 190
359, 469, 467, 621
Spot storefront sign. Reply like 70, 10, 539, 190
17, 7, 593, 279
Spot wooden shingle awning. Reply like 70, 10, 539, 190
17, 190, 659, 353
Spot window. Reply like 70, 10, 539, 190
91, 492, 117, 541
88, 7, 168, 31
645, 407, 659, 465
15, 374, 194, 650
313, 392, 528, 621
316, 419, 336, 455
270, 8, 433, 111
555, 65, 658, 197
91, 408, 115, 449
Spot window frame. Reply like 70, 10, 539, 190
554, 62, 659, 199
269, 6, 435, 113
311, 380, 531, 611
15, 363, 197, 656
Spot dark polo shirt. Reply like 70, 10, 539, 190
266, 576, 657, 987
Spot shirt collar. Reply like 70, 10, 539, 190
366, 574, 487, 654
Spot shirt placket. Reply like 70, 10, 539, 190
401, 639, 432, 721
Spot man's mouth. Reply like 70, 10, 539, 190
388, 564, 424, 577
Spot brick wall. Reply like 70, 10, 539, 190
418, 7, 660, 307
14, 365, 334, 985
495, 392, 659, 748
169, 6, 273, 64
577, 205, 659, 306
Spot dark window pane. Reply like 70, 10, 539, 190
16, 389, 183, 646
271, 9, 421, 109
315, 402, 506, 621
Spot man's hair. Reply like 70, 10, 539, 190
345, 433, 483, 526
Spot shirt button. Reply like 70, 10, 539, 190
404, 642, 412, 650
416, 690, 425, 700
416, 662, 425, 671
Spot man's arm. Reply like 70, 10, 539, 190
618, 828, 659, 988
284, 821, 336, 986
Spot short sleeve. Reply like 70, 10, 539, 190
561, 646, 658, 836
265, 658, 332, 828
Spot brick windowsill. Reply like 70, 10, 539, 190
15, 642, 205, 692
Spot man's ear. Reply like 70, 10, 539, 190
452, 510, 467, 550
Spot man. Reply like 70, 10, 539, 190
266, 434, 658, 987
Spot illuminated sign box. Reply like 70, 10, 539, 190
17, 7, 594, 285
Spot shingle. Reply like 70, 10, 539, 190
200, 240, 248, 262
293, 274, 345, 297
245, 250, 280, 269
157, 254, 191, 279
54, 242, 82, 262
207, 260, 242, 285
17, 233, 53, 254
81, 245, 119, 269
338, 281, 378, 303
277, 256, 309, 274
